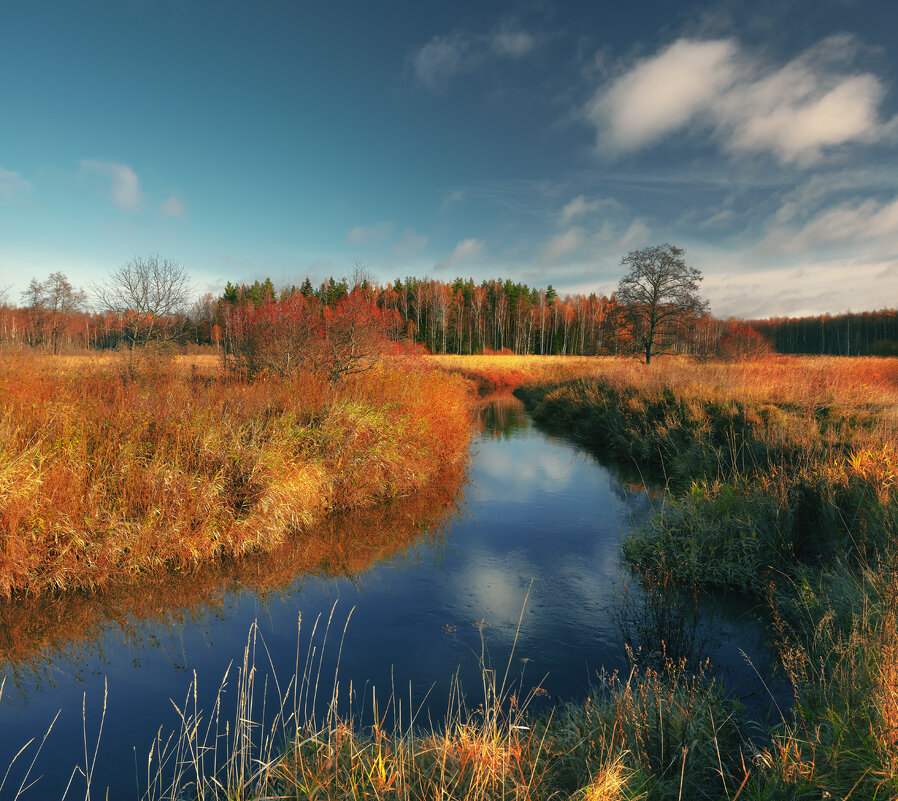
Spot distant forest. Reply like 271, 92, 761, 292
2, 272, 896, 358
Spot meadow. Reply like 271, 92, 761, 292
2, 350, 897, 799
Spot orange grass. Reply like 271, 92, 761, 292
436, 353, 898, 418
429, 354, 601, 394
0, 352, 473, 598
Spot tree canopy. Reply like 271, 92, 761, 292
616, 244, 709, 364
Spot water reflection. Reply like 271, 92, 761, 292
0, 465, 465, 684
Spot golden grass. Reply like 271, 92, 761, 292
0, 352, 473, 597
429, 354, 602, 394
434, 353, 898, 415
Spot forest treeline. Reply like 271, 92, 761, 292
1, 271, 896, 358
751, 310, 898, 356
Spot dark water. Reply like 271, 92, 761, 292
0, 396, 777, 799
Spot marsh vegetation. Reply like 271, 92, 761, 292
1, 350, 896, 800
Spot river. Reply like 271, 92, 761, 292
0, 395, 776, 799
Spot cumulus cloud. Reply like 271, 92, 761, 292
347, 221, 394, 244
587, 39, 738, 151
80, 160, 142, 210
0, 166, 32, 204
540, 228, 585, 264
766, 195, 898, 252
559, 195, 600, 226
437, 238, 485, 270
159, 195, 185, 218
411, 21, 538, 89
587, 35, 895, 164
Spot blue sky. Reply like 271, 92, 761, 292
2, 0, 897, 318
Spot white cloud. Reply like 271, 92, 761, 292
540, 228, 585, 264
0, 166, 32, 204
411, 21, 538, 89
80, 160, 142, 210
587, 38, 738, 151
441, 189, 465, 213
346, 221, 394, 244
392, 229, 429, 258
587, 35, 895, 164
559, 195, 599, 226
411, 33, 470, 89
598, 217, 652, 252
437, 238, 485, 270
704, 257, 898, 319
490, 23, 536, 58
159, 195, 185, 218
699, 209, 734, 228
766, 195, 898, 252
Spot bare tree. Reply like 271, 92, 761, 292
95, 254, 193, 359
616, 243, 709, 364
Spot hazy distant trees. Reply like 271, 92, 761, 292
13, 252, 895, 363
20, 272, 88, 354
615, 244, 709, 364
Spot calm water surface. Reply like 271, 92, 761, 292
0, 396, 775, 799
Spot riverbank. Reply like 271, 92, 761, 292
0, 352, 473, 597
515, 355, 898, 798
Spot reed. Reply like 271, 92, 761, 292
136, 606, 747, 801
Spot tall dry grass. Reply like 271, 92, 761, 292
0, 352, 472, 597
137, 603, 657, 801
429, 354, 602, 395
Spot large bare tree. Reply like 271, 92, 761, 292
616, 244, 709, 364
95, 254, 193, 357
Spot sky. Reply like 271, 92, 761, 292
2, 0, 897, 319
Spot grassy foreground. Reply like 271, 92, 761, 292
0, 352, 472, 597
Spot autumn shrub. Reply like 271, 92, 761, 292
714, 320, 773, 361
223, 289, 401, 380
